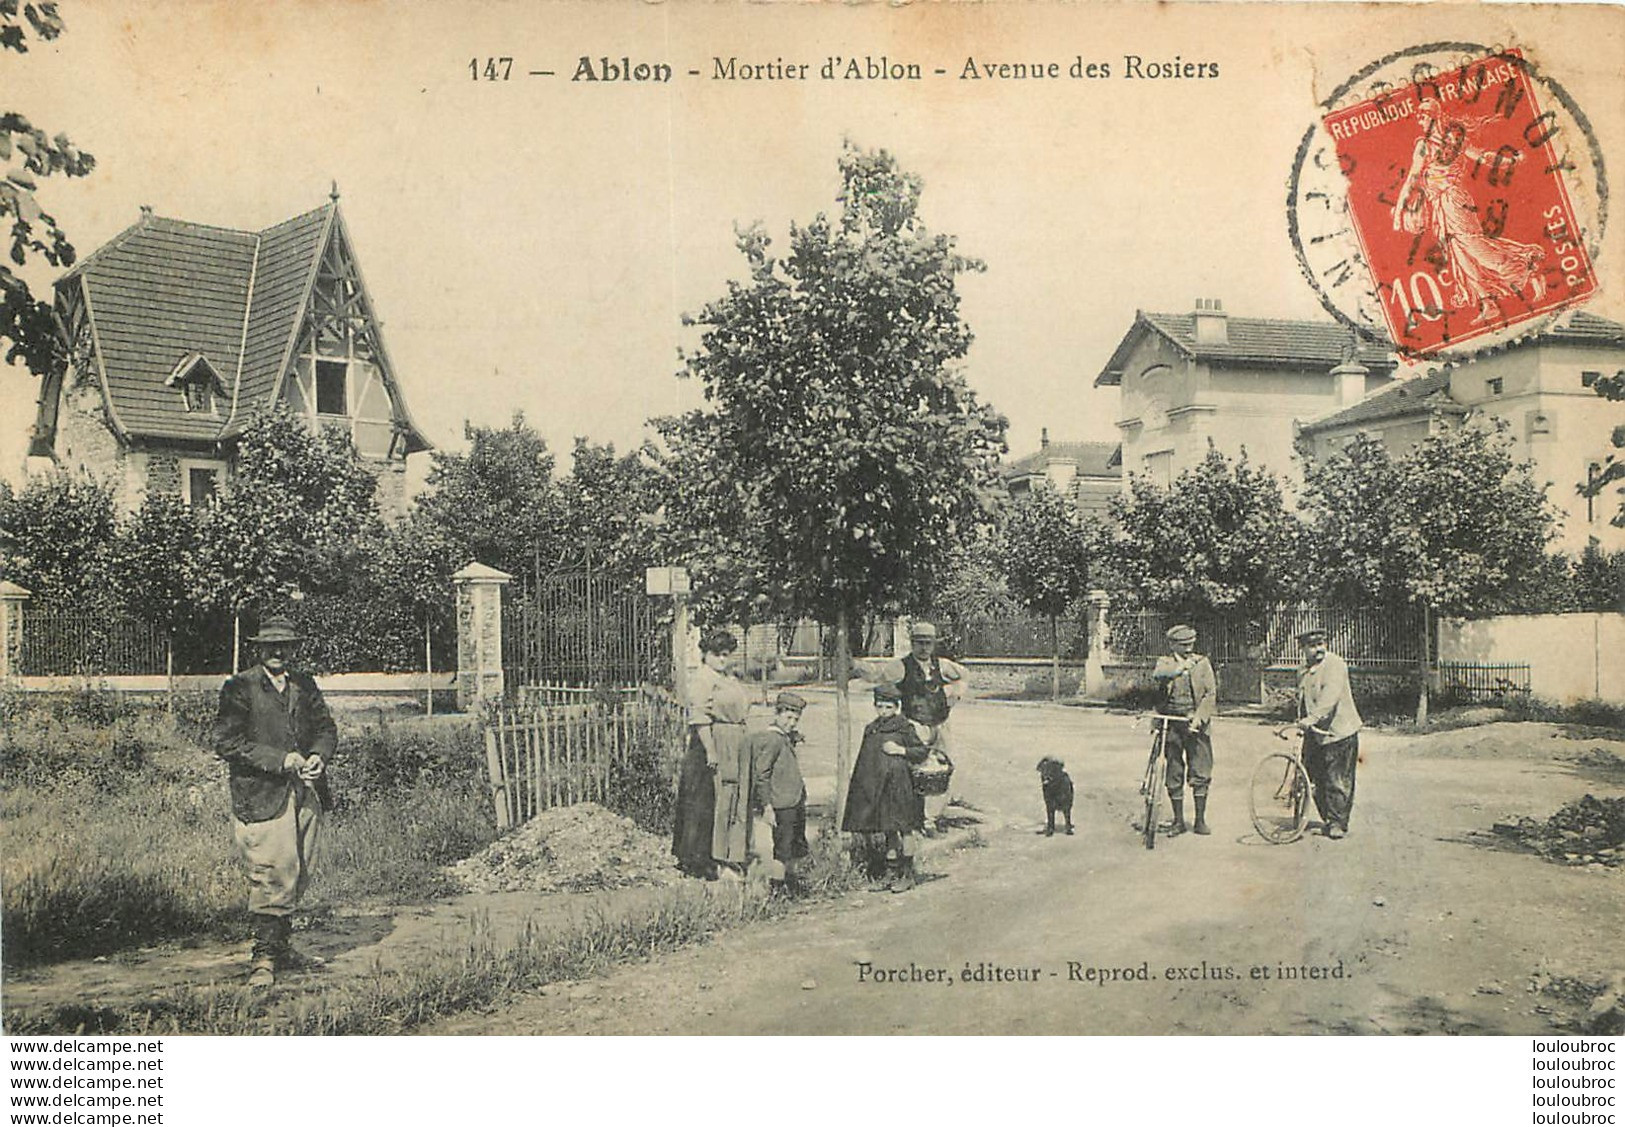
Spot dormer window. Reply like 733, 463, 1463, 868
165, 352, 224, 416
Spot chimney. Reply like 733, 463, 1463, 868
1040, 427, 1050, 449
1045, 457, 1078, 493
1193, 298, 1228, 345
1331, 356, 1369, 406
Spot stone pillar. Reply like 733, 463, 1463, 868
1084, 589, 1111, 702
892, 617, 913, 659
453, 563, 512, 711
0, 581, 29, 686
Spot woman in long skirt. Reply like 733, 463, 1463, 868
672, 629, 751, 879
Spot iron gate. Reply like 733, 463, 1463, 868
502, 569, 670, 689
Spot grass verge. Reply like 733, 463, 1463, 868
4, 833, 869, 1035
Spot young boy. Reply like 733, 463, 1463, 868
748, 691, 810, 893
842, 683, 928, 892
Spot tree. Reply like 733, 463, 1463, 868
1299, 422, 1556, 721
1098, 444, 1300, 622
558, 437, 666, 585
999, 488, 1093, 699
1571, 539, 1625, 613
2, 2, 96, 377
0, 469, 114, 604
412, 413, 563, 579
1580, 368, 1625, 529
1298, 424, 1555, 618
664, 143, 1007, 807
194, 409, 383, 625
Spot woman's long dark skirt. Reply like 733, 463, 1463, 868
671, 734, 717, 877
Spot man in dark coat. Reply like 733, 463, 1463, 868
214, 616, 337, 988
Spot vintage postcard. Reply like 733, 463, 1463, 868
2, 0, 1623, 1090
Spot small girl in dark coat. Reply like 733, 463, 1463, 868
842, 683, 928, 892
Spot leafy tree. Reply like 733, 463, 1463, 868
1099, 444, 1300, 622
930, 530, 1017, 622
0, 469, 114, 604
2, 2, 96, 376
1298, 424, 1555, 618
1580, 368, 1625, 529
1571, 539, 1625, 612
109, 492, 206, 650
1298, 423, 1555, 721
412, 413, 563, 579
664, 143, 1007, 803
194, 409, 383, 624
559, 437, 666, 585
999, 488, 1094, 699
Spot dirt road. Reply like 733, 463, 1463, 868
425, 698, 1624, 1035
6, 696, 1620, 1035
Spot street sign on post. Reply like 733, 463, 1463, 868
644, 566, 691, 597
646, 566, 693, 702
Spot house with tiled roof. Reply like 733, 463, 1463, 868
30, 193, 430, 516
1093, 299, 1399, 488
1297, 311, 1625, 552
1003, 430, 1121, 520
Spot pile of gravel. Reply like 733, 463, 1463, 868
447, 802, 680, 893
1493, 794, 1625, 867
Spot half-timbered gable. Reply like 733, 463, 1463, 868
31, 195, 430, 517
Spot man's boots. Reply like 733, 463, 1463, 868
247, 914, 280, 988
1193, 795, 1211, 835
276, 916, 326, 971
889, 856, 916, 894
1168, 797, 1188, 837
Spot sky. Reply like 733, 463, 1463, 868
3, 0, 1622, 491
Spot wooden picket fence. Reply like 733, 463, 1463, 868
481, 687, 684, 831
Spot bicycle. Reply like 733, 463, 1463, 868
1137, 714, 1185, 850
1247, 725, 1322, 844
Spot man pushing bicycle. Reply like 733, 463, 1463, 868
1294, 624, 1363, 839
1151, 623, 1217, 836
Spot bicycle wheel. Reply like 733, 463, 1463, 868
1141, 731, 1163, 850
1249, 752, 1312, 844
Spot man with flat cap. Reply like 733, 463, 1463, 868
1152, 623, 1217, 836
214, 615, 337, 987
1295, 624, 1362, 839
748, 691, 810, 892
879, 620, 968, 833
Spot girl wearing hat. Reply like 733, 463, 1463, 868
842, 682, 929, 892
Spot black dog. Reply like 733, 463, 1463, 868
1037, 757, 1074, 836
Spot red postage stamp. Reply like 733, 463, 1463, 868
1321, 49, 1597, 356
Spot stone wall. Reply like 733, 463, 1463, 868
145, 452, 182, 499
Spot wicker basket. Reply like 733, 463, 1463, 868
911, 749, 954, 796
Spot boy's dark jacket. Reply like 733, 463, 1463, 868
214, 667, 338, 822
748, 725, 806, 811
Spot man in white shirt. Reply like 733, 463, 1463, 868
1295, 625, 1363, 839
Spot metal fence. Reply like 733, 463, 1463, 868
938, 614, 1088, 661
1439, 661, 1533, 703
503, 570, 669, 688
481, 687, 685, 830
1109, 603, 1428, 670
19, 607, 170, 676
